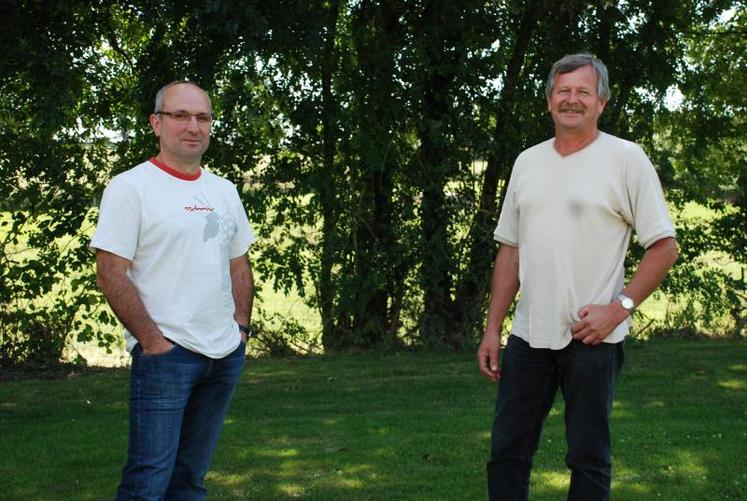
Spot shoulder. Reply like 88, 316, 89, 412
594, 133, 657, 180
202, 169, 237, 187
104, 161, 155, 196
518, 137, 555, 160
599, 132, 649, 161
202, 169, 242, 196
512, 138, 555, 175
597, 133, 664, 191
109, 161, 154, 187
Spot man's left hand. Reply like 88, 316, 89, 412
571, 303, 628, 345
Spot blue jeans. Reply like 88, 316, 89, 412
115, 341, 245, 501
487, 335, 624, 501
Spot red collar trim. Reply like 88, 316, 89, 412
149, 157, 202, 181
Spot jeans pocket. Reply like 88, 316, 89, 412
140, 342, 178, 359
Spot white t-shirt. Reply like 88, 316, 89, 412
494, 132, 675, 349
90, 159, 255, 358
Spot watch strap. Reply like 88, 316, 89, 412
238, 324, 253, 339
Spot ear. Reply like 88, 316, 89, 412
149, 114, 161, 137
598, 99, 608, 115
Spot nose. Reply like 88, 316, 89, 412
185, 116, 200, 131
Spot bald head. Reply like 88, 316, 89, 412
154, 81, 212, 114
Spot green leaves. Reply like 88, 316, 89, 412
2, 1, 745, 368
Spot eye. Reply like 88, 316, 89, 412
195, 113, 213, 124
172, 111, 191, 121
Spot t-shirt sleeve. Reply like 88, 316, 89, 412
623, 145, 676, 249
493, 161, 520, 247
228, 185, 255, 259
89, 176, 141, 259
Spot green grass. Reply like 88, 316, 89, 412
1, 338, 745, 500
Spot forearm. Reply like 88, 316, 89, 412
572, 236, 678, 344
484, 244, 520, 336
478, 244, 519, 381
622, 237, 678, 307
96, 265, 163, 348
230, 255, 254, 326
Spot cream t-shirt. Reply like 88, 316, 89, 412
494, 132, 675, 349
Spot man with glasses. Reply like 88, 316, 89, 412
91, 81, 254, 500
477, 54, 678, 500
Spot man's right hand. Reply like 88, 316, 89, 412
141, 336, 175, 355
96, 249, 168, 355
477, 332, 502, 382
478, 244, 518, 383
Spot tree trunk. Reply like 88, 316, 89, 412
452, 3, 540, 338
319, 0, 343, 351
348, 0, 402, 348
416, 0, 462, 347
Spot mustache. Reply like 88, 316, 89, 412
559, 105, 585, 112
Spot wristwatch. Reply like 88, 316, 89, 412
616, 293, 635, 313
238, 324, 253, 340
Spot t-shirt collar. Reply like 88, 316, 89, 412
149, 156, 202, 181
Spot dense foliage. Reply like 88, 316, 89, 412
1, 0, 745, 367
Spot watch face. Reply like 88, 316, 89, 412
620, 296, 634, 310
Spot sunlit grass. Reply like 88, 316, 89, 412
1, 338, 744, 500
718, 379, 747, 391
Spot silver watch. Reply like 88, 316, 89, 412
616, 293, 635, 312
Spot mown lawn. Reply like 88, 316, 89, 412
0, 338, 745, 500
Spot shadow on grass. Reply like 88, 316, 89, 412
207, 353, 494, 499
604, 340, 747, 500
0, 339, 744, 500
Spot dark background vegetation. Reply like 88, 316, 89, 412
1, 0, 745, 368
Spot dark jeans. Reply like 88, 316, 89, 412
115, 341, 245, 501
487, 335, 624, 501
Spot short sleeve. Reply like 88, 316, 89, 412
90, 176, 141, 259
494, 161, 520, 247
623, 145, 676, 248
228, 185, 255, 258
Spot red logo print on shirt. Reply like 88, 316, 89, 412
184, 205, 214, 212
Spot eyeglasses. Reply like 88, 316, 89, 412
156, 110, 213, 124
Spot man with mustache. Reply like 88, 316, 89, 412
91, 81, 254, 500
477, 54, 678, 500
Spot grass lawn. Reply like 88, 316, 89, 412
0, 338, 745, 500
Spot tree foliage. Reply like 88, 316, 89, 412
1, 0, 744, 367
660, 3, 747, 334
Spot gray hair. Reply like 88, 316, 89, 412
545, 53, 611, 101
154, 80, 211, 113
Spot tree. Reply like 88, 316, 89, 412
1, 0, 744, 368
0, 1, 122, 367
661, 2, 747, 334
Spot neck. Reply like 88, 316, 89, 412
553, 128, 600, 157
155, 153, 201, 176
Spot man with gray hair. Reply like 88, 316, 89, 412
477, 54, 678, 499
92, 80, 255, 500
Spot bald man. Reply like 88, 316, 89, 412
92, 81, 254, 500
